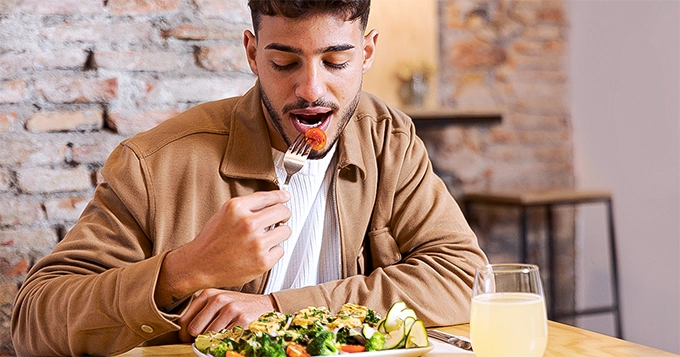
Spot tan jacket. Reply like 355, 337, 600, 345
11, 86, 487, 356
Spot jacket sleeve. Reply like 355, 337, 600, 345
11, 143, 182, 357
272, 114, 489, 326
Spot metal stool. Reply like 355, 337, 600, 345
463, 189, 622, 338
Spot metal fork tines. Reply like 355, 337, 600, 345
280, 133, 311, 191
427, 329, 473, 351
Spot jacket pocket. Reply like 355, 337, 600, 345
367, 227, 401, 268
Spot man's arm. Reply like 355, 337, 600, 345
11, 142, 292, 356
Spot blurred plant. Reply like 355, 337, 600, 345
396, 59, 437, 82
396, 59, 436, 107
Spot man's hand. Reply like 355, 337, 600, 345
178, 289, 275, 342
154, 190, 291, 311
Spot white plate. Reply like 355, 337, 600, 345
192, 343, 434, 357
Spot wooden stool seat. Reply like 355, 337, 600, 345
464, 189, 613, 205
463, 189, 622, 338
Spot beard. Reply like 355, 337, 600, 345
260, 84, 362, 159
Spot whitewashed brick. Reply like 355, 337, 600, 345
19, 0, 104, 14
44, 22, 154, 43
95, 51, 183, 72
26, 110, 104, 132
106, 108, 181, 136
0, 169, 11, 192
0, 139, 67, 166
194, 0, 250, 23
196, 45, 250, 72
17, 166, 93, 194
0, 112, 17, 132
143, 75, 255, 104
0, 49, 89, 72
0, 196, 45, 226
0, 80, 26, 103
44, 196, 89, 221
68, 132, 126, 164
0, 228, 58, 257
107, 0, 180, 16
163, 20, 243, 41
36, 76, 118, 103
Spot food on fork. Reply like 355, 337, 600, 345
305, 128, 327, 151
193, 302, 429, 357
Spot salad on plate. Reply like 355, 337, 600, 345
193, 301, 430, 357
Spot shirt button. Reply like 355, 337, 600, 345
141, 324, 154, 334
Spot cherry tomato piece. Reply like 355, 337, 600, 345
339, 344, 366, 353
305, 128, 327, 151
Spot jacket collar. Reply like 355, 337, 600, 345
220, 83, 367, 182
336, 110, 367, 180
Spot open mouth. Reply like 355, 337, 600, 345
294, 112, 329, 128
290, 109, 332, 134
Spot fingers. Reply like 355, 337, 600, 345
178, 289, 224, 338
229, 190, 290, 213
222, 191, 291, 233
178, 290, 274, 341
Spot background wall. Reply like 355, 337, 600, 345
569, 0, 680, 353
363, 0, 440, 109
0, 0, 257, 354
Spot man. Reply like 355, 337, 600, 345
11, 0, 488, 355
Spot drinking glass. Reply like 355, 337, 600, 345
470, 264, 548, 357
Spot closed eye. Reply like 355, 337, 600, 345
325, 61, 349, 70
271, 61, 299, 71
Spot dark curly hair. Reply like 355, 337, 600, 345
248, 0, 371, 35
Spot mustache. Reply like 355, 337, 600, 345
282, 98, 339, 113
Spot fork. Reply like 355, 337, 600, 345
427, 329, 474, 351
266, 134, 311, 231
280, 133, 312, 191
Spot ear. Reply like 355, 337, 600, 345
362, 29, 379, 74
243, 30, 259, 76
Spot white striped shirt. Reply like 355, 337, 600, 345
264, 144, 341, 294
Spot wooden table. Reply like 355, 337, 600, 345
115, 321, 678, 357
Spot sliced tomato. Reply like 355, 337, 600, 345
225, 351, 245, 357
339, 344, 366, 353
305, 128, 327, 151
286, 342, 310, 357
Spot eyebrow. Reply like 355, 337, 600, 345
264, 43, 355, 55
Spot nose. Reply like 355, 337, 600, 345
294, 62, 327, 103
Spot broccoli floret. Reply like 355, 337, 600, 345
306, 330, 338, 356
259, 333, 286, 357
365, 309, 380, 324
259, 341, 286, 357
365, 331, 385, 352
240, 333, 286, 357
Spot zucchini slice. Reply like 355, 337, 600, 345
405, 320, 429, 348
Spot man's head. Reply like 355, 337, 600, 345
249, 0, 371, 36
244, 0, 377, 159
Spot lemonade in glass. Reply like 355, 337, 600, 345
470, 264, 548, 357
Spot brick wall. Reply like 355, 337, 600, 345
0, 0, 573, 354
418, 0, 575, 320
0, 0, 256, 353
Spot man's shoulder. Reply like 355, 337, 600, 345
121, 97, 242, 157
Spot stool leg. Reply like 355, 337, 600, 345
607, 198, 623, 339
546, 204, 556, 321
520, 206, 528, 263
